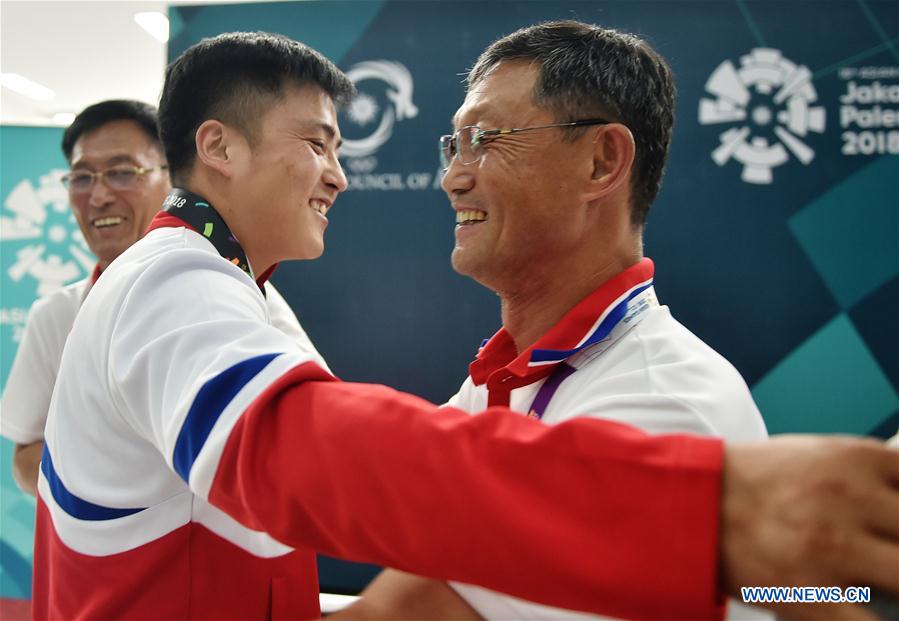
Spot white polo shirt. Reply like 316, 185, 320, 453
2, 277, 91, 444
449, 259, 770, 621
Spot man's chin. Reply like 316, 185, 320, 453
292, 240, 325, 261
87, 240, 130, 268
450, 250, 477, 277
451, 252, 500, 291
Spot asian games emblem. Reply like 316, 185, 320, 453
699, 48, 826, 184
340, 60, 418, 173
1, 170, 92, 297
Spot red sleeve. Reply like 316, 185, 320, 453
209, 362, 725, 621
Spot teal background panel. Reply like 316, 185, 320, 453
753, 313, 899, 434
1, 126, 67, 185
850, 276, 899, 393
788, 155, 899, 310
167, 0, 386, 63
0, 439, 35, 600
1, 125, 88, 599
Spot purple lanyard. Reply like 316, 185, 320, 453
527, 362, 577, 420
521, 283, 656, 420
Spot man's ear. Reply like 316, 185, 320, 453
195, 119, 240, 179
584, 123, 636, 202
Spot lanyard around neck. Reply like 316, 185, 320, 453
527, 363, 577, 419
162, 188, 254, 280
526, 285, 658, 420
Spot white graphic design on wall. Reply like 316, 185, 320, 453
340, 60, 419, 161
699, 48, 826, 184
1, 170, 92, 297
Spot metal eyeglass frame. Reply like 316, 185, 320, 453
61, 165, 169, 193
439, 119, 612, 169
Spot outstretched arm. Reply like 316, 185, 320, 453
326, 436, 899, 621
207, 368, 724, 621
329, 571, 481, 621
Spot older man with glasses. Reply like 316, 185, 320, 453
0, 99, 321, 498
1, 100, 168, 497
333, 20, 898, 621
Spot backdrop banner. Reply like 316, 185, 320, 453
1, 0, 896, 600
167, 0, 898, 438
0, 125, 89, 602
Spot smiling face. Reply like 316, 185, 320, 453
224, 83, 347, 274
68, 120, 170, 269
441, 62, 602, 293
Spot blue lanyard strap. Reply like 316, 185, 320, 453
523, 284, 659, 421
528, 282, 653, 367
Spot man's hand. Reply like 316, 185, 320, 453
721, 435, 899, 620
13, 440, 43, 497
327, 570, 481, 620
330, 435, 898, 621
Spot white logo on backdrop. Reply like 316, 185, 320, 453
0, 171, 92, 296
699, 48, 826, 184
341, 60, 419, 161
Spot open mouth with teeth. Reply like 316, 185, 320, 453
93, 216, 124, 228
310, 200, 328, 216
456, 209, 487, 225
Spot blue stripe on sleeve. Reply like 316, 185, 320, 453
41, 446, 146, 520
173, 353, 282, 483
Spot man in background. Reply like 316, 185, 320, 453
0, 99, 320, 496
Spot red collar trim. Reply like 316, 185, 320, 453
146, 210, 192, 235
145, 211, 278, 287
89, 263, 102, 285
469, 258, 655, 385
256, 264, 278, 284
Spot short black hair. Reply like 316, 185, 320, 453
158, 31, 355, 183
62, 100, 160, 162
469, 21, 676, 226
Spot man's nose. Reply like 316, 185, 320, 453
440, 155, 475, 197
87, 176, 116, 208
325, 154, 348, 193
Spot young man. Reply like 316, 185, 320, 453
0, 100, 318, 497
33, 32, 897, 621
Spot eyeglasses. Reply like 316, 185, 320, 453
61, 165, 168, 194
439, 119, 612, 170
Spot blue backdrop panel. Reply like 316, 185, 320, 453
169, 0, 898, 435
166, 0, 898, 595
